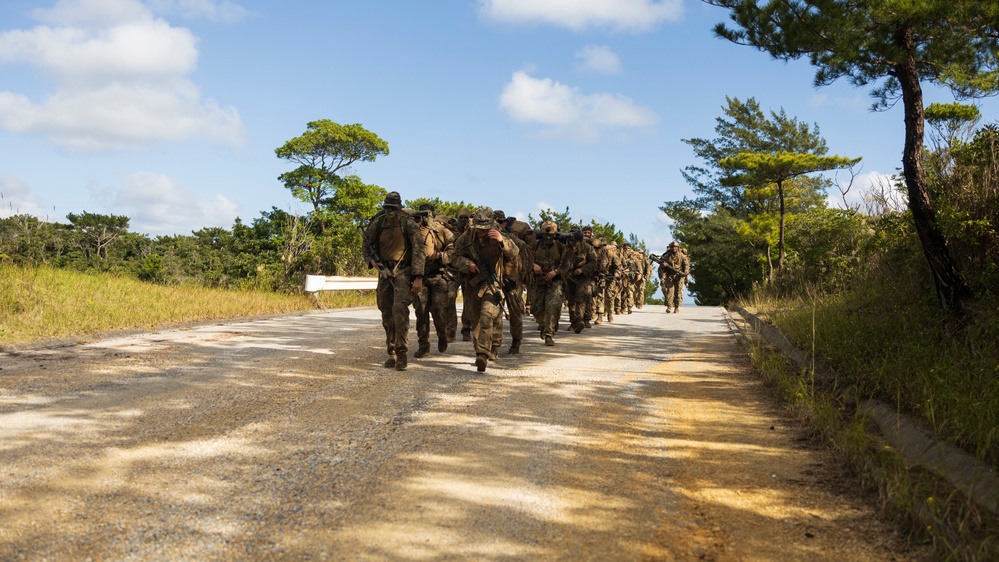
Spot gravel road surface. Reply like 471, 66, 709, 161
0, 305, 930, 561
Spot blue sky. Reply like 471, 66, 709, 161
2, 0, 995, 253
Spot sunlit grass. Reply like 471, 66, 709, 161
755, 290, 999, 467
740, 286, 999, 559
0, 264, 375, 345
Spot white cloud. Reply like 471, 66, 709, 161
0, 175, 46, 218
0, 0, 244, 151
478, 0, 683, 32
91, 172, 240, 235
500, 71, 658, 141
576, 45, 622, 75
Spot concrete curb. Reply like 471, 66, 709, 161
728, 306, 999, 516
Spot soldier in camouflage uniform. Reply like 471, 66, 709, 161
634, 248, 652, 309
452, 208, 473, 342
450, 207, 520, 372
626, 245, 644, 313
615, 243, 633, 315
593, 237, 620, 324
563, 226, 597, 333
658, 241, 690, 313
362, 191, 425, 371
412, 203, 455, 358
495, 210, 533, 354
531, 220, 568, 346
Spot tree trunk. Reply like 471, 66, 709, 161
895, 27, 972, 314
777, 179, 786, 278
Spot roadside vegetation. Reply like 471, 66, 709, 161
0, 264, 373, 346
667, 95, 999, 562
661, 3, 999, 557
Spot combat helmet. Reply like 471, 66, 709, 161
383, 191, 402, 209
471, 206, 495, 230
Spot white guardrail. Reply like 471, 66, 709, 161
304, 275, 378, 292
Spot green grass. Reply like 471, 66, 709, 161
0, 264, 376, 345
739, 281, 999, 559
754, 289, 999, 467
743, 329, 999, 560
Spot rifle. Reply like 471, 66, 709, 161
595, 272, 616, 283
359, 223, 403, 279
649, 253, 685, 279
359, 224, 382, 270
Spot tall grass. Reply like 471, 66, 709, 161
760, 287, 999, 467
0, 264, 375, 345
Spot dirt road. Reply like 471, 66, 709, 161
0, 305, 929, 561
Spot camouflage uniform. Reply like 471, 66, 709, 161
659, 242, 690, 313
594, 238, 620, 324
563, 229, 597, 333
495, 211, 533, 354
413, 206, 455, 357
362, 192, 426, 371
634, 250, 652, 309
626, 247, 644, 313
450, 207, 520, 372
531, 221, 568, 345
615, 244, 634, 315
451, 208, 473, 341
441, 213, 463, 342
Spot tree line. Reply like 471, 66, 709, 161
0, 120, 650, 294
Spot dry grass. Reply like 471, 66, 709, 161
0, 264, 375, 345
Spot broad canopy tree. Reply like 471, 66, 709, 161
719, 151, 859, 277
275, 120, 389, 213
702, 0, 999, 313
663, 97, 849, 299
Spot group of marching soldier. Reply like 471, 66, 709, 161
361, 191, 690, 373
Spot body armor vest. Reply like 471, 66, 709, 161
377, 211, 407, 261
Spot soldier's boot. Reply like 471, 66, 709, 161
461, 329, 471, 342
490, 346, 500, 361
594, 315, 602, 325
383, 355, 396, 368
438, 336, 448, 353
584, 319, 591, 329
414, 345, 430, 358
544, 336, 555, 346
573, 321, 584, 334
475, 354, 488, 372
395, 354, 408, 371
508, 340, 521, 355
